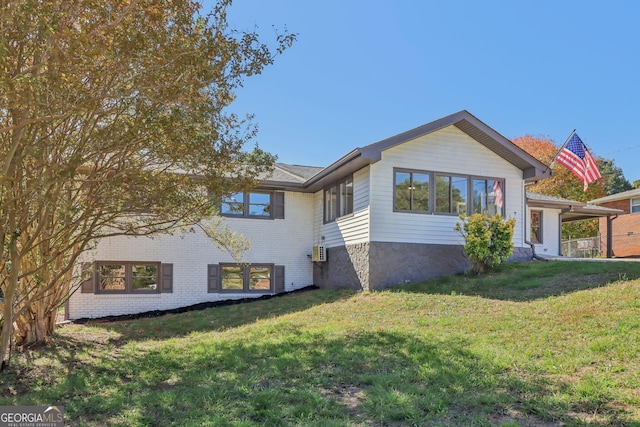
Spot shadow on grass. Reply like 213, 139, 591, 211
395, 259, 640, 302
83, 287, 355, 343
3, 329, 636, 426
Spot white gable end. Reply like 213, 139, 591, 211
368, 125, 525, 246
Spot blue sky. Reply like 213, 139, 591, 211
206, 0, 640, 182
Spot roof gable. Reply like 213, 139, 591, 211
359, 110, 548, 180
304, 110, 550, 191
259, 111, 552, 192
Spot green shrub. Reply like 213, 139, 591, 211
454, 213, 516, 274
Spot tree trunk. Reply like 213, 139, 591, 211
15, 310, 57, 345
0, 244, 20, 370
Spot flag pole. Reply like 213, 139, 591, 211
546, 129, 576, 171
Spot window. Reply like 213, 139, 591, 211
393, 169, 505, 217
324, 176, 353, 222
339, 178, 354, 217
632, 197, 640, 213
220, 264, 273, 292
394, 170, 429, 212
530, 210, 543, 244
472, 179, 504, 216
221, 191, 278, 218
97, 261, 160, 293
436, 174, 467, 214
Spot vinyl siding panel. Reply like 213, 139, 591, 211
369, 125, 526, 247
313, 166, 371, 247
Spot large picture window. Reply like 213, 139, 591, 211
221, 192, 272, 218
394, 170, 429, 212
220, 264, 273, 292
393, 169, 504, 216
324, 176, 353, 223
97, 261, 160, 293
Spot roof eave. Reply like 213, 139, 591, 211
304, 149, 376, 192
256, 180, 309, 192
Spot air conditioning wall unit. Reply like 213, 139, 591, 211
312, 245, 326, 262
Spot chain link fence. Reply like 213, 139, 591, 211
561, 236, 601, 258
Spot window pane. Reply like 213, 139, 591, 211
248, 192, 271, 217
99, 264, 126, 291
473, 179, 487, 214
221, 266, 244, 290
249, 266, 271, 291
632, 198, 640, 213
132, 264, 158, 291
530, 211, 542, 244
451, 176, 467, 214
221, 192, 244, 215
487, 180, 502, 216
435, 176, 451, 213
339, 178, 354, 217
324, 186, 337, 222
394, 172, 411, 210
412, 173, 430, 211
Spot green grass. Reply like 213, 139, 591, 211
2, 260, 640, 426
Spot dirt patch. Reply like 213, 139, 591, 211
320, 383, 366, 417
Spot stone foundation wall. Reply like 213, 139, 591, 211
368, 242, 471, 290
508, 246, 534, 262
313, 242, 534, 291
313, 243, 370, 291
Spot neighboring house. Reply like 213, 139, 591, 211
68, 110, 554, 320
526, 192, 622, 257
590, 188, 640, 257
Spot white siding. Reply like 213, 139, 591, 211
369, 125, 527, 247
68, 191, 315, 319
527, 206, 561, 256
313, 166, 371, 247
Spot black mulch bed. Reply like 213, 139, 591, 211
73, 285, 319, 324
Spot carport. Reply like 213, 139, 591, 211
526, 192, 623, 258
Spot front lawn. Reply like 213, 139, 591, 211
2, 260, 640, 426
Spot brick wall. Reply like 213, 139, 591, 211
598, 199, 630, 214
68, 191, 316, 320
599, 213, 640, 257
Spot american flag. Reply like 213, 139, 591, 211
493, 180, 503, 209
555, 133, 601, 192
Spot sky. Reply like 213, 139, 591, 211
203, 0, 640, 182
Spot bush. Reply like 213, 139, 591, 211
454, 213, 516, 274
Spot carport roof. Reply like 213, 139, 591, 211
527, 191, 623, 222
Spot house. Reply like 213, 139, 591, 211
68, 110, 557, 320
589, 188, 640, 257
525, 191, 622, 257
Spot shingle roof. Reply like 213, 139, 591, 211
274, 163, 324, 181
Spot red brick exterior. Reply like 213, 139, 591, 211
599, 203, 640, 257
598, 200, 630, 214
